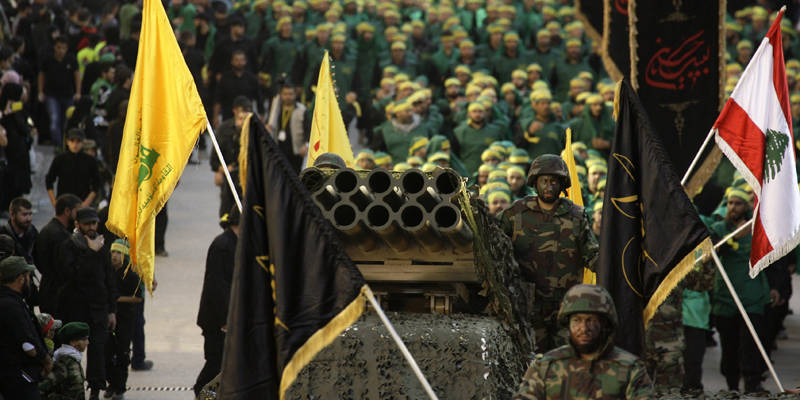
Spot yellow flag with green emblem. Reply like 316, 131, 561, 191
306, 51, 354, 168
561, 128, 595, 284
106, 0, 206, 291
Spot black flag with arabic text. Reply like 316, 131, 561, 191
597, 81, 712, 356
219, 116, 367, 399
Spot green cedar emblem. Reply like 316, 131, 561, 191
764, 129, 789, 182
138, 145, 160, 187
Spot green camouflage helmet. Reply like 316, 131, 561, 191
313, 153, 347, 169
526, 154, 571, 188
557, 284, 618, 329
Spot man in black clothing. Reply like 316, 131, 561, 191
213, 49, 260, 126
0, 197, 37, 264
0, 256, 51, 400
208, 14, 257, 80
54, 207, 117, 400
194, 207, 239, 396
33, 193, 81, 314
38, 36, 80, 148
210, 96, 250, 217
45, 128, 100, 208
104, 65, 132, 129
105, 239, 140, 399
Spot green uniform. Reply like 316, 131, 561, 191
379, 120, 430, 163
453, 121, 506, 175
428, 48, 459, 86
259, 35, 301, 87
569, 106, 615, 159
552, 58, 593, 101
517, 114, 565, 159
531, 47, 561, 82
498, 197, 598, 352
513, 284, 653, 400
491, 50, 533, 84
39, 351, 85, 400
708, 221, 770, 317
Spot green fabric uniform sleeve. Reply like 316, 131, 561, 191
625, 359, 654, 400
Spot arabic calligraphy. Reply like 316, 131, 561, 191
645, 30, 710, 91
615, 0, 628, 15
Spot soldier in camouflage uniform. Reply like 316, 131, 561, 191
498, 155, 599, 352
644, 256, 716, 392
513, 284, 653, 400
39, 322, 90, 400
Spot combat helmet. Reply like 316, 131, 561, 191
526, 154, 571, 188
557, 284, 618, 329
313, 153, 347, 169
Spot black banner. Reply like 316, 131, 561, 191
602, 0, 630, 80
219, 117, 366, 399
576, 0, 604, 43
598, 81, 712, 356
630, 0, 725, 176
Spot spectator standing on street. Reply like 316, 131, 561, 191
39, 322, 90, 400
45, 128, 101, 208
213, 49, 260, 127
34, 193, 81, 315
0, 82, 34, 212
0, 256, 52, 400
266, 81, 308, 173
0, 197, 38, 264
105, 239, 140, 399
194, 207, 239, 396
210, 96, 250, 217
38, 36, 80, 149
54, 207, 117, 400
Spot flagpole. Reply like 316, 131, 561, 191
363, 286, 439, 400
709, 248, 784, 392
713, 218, 754, 251
206, 120, 243, 212
681, 127, 715, 186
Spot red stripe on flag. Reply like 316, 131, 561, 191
751, 212, 775, 270
715, 100, 765, 184
768, 9, 792, 136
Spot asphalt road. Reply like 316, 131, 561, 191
17, 145, 800, 398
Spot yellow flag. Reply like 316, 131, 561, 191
561, 129, 596, 284
306, 51, 355, 168
106, 0, 206, 292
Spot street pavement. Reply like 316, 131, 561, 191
14, 145, 800, 398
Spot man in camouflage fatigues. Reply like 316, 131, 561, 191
644, 256, 716, 392
513, 284, 653, 399
498, 155, 599, 352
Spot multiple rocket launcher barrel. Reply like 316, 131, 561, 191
300, 167, 474, 254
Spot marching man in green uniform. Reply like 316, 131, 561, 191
453, 102, 506, 175
498, 155, 598, 352
513, 285, 653, 399
516, 90, 565, 159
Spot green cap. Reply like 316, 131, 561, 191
58, 322, 90, 343
0, 256, 35, 280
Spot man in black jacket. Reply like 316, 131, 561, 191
33, 193, 81, 314
0, 256, 51, 399
44, 128, 100, 208
54, 207, 117, 400
0, 197, 37, 264
193, 206, 239, 396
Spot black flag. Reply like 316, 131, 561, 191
597, 81, 712, 355
219, 116, 366, 399
602, 0, 631, 81
629, 0, 724, 176
575, 0, 603, 43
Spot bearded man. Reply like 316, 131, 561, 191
498, 154, 598, 352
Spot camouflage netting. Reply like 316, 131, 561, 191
456, 190, 535, 367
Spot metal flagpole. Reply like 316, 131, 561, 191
206, 120, 243, 212
681, 127, 715, 186
708, 248, 784, 392
713, 218, 753, 251
363, 286, 439, 400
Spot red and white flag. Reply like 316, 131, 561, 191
714, 8, 800, 277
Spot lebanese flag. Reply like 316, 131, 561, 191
714, 8, 800, 277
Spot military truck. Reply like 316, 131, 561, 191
283, 166, 533, 399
